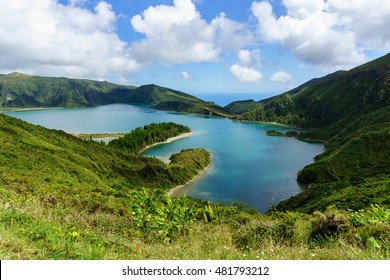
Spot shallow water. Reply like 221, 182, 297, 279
6, 104, 324, 212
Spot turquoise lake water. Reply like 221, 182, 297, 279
6, 104, 324, 212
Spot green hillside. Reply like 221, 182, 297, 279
236, 53, 390, 129
0, 72, 130, 108
223, 99, 262, 115
153, 100, 232, 117
0, 73, 229, 117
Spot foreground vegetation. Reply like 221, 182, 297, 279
0, 184, 388, 259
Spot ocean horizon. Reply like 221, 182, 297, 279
192, 92, 275, 106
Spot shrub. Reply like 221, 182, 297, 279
310, 206, 350, 243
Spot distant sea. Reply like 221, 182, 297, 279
193, 93, 272, 106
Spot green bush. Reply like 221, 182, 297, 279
310, 207, 350, 242
130, 188, 196, 243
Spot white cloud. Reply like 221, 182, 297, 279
238, 50, 252, 66
211, 13, 253, 52
229, 49, 262, 84
237, 49, 261, 67
251, 0, 390, 70
68, 0, 86, 7
325, 0, 390, 49
118, 76, 130, 85
130, 0, 251, 65
181, 71, 191, 80
229, 64, 262, 84
130, 0, 219, 64
270, 71, 293, 83
282, 0, 325, 18
0, 0, 141, 79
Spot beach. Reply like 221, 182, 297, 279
139, 131, 193, 154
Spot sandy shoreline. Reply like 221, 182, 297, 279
139, 132, 193, 154
168, 154, 212, 198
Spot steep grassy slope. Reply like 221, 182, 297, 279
0, 72, 132, 108
224, 99, 262, 115
129, 84, 203, 104
298, 108, 390, 184
237, 53, 390, 129
153, 100, 231, 117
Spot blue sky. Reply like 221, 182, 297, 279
0, 0, 389, 101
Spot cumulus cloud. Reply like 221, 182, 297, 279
325, 0, 390, 49
181, 71, 191, 80
229, 49, 262, 84
0, 0, 140, 79
229, 64, 262, 84
130, 0, 251, 65
211, 13, 253, 52
68, 0, 86, 7
251, 0, 390, 70
270, 71, 293, 83
0, 0, 254, 82
130, 0, 219, 64
237, 49, 261, 67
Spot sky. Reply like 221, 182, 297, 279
0, 0, 389, 101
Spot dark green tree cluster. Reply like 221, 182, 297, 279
108, 122, 191, 153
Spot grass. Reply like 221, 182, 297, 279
0, 187, 388, 260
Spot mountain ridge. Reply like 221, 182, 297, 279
0, 72, 230, 117
235, 53, 390, 130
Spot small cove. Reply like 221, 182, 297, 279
5, 104, 324, 212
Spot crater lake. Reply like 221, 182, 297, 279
6, 104, 324, 212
